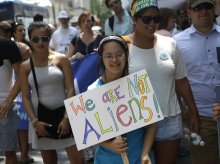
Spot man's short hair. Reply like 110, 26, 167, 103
0, 21, 12, 33
33, 14, 43, 22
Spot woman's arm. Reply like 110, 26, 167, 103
175, 77, 200, 134
58, 55, 75, 99
67, 44, 85, 62
0, 62, 21, 119
67, 39, 84, 62
67, 43, 75, 59
56, 54, 75, 137
20, 61, 37, 122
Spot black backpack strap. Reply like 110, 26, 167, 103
30, 58, 39, 98
73, 36, 80, 54
109, 15, 114, 32
128, 11, 132, 17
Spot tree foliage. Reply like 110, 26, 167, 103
90, 0, 111, 31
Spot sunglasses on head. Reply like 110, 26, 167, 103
191, 3, 213, 12
31, 36, 50, 43
109, 0, 119, 8
138, 15, 162, 24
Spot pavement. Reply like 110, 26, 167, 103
0, 148, 94, 164
0, 144, 191, 164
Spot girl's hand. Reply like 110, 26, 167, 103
109, 137, 128, 154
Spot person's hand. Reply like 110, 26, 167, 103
58, 118, 70, 138
35, 121, 51, 137
141, 153, 151, 164
213, 103, 220, 121
109, 137, 128, 154
0, 100, 12, 119
70, 52, 84, 62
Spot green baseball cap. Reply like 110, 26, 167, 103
188, 0, 214, 8
131, 0, 158, 17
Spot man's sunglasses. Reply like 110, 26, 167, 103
31, 36, 50, 43
109, 0, 119, 8
191, 3, 213, 12
138, 15, 162, 24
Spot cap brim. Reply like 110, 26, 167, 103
190, 0, 214, 8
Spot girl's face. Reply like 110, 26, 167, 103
134, 7, 160, 36
14, 25, 25, 41
102, 41, 126, 78
30, 27, 50, 53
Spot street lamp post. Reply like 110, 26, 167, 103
50, 0, 57, 27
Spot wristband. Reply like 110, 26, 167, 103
31, 118, 38, 128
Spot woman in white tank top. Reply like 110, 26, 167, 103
19, 21, 85, 164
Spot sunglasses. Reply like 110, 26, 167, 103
191, 3, 213, 12
31, 36, 50, 43
109, 0, 119, 8
138, 15, 162, 24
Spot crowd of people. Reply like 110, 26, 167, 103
0, 0, 220, 163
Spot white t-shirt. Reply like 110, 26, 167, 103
0, 60, 13, 104
49, 26, 79, 55
0, 38, 21, 104
129, 34, 187, 117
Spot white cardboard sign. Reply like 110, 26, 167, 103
64, 69, 164, 150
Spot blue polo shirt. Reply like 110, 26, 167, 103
174, 24, 220, 117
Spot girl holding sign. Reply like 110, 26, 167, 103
88, 35, 157, 164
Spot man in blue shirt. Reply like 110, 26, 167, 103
174, 0, 220, 163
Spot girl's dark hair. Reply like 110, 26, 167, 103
28, 21, 51, 39
97, 35, 129, 78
